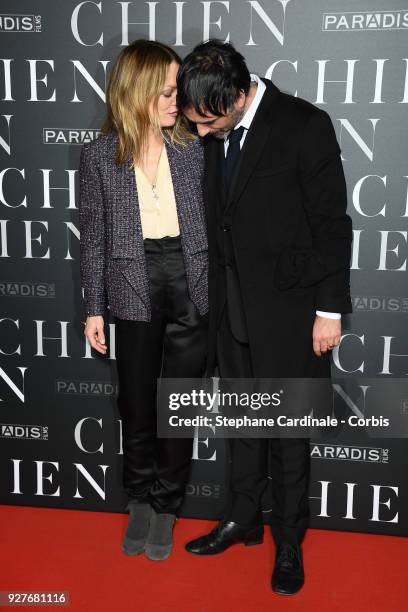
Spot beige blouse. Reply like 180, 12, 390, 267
134, 146, 180, 239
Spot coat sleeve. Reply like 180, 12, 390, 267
298, 109, 353, 313
78, 144, 107, 316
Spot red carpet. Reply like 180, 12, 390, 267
0, 505, 406, 611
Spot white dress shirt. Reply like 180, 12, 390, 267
224, 74, 341, 321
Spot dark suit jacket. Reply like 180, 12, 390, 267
79, 131, 208, 321
204, 79, 353, 378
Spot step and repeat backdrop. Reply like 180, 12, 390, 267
0, 1, 407, 536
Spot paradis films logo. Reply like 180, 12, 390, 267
0, 14, 42, 32
323, 10, 408, 31
185, 483, 221, 499
311, 443, 389, 463
43, 129, 102, 145
351, 296, 408, 313
1, 424, 48, 440
0, 282, 56, 298
56, 380, 119, 397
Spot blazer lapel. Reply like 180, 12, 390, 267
225, 80, 280, 214
110, 136, 207, 261
110, 136, 143, 260
166, 140, 207, 254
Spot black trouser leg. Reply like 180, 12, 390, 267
115, 236, 207, 514
115, 315, 164, 506
216, 304, 268, 525
150, 238, 208, 513
269, 437, 310, 546
217, 300, 310, 542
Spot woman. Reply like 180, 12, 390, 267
79, 40, 208, 561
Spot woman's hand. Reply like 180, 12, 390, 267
84, 315, 107, 354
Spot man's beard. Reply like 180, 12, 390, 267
212, 107, 245, 139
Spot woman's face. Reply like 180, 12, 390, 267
152, 60, 179, 128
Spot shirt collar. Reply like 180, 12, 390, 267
234, 73, 266, 133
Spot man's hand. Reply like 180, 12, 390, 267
312, 315, 341, 357
84, 315, 107, 354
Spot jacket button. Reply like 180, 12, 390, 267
223, 224, 231, 232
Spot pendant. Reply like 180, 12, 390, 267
151, 184, 160, 207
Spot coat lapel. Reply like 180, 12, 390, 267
225, 80, 280, 214
202, 137, 224, 261
204, 136, 224, 218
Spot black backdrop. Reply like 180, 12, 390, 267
0, 0, 407, 536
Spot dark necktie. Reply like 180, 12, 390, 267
223, 126, 245, 192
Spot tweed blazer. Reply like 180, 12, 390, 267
79, 131, 208, 321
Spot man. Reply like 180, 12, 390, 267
177, 40, 352, 595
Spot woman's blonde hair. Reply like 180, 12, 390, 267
103, 39, 194, 165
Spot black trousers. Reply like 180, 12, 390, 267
217, 300, 310, 547
115, 236, 207, 514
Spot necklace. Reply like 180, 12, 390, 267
150, 145, 164, 207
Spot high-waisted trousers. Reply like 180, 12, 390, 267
114, 235, 207, 514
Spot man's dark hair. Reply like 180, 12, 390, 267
177, 39, 251, 117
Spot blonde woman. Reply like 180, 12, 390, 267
79, 40, 208, 560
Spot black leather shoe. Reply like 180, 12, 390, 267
271, 543, 304, 595
185, 520, 263, 555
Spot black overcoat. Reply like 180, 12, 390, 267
204, 79, 353, 378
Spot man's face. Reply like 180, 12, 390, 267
183, 94, 245, 139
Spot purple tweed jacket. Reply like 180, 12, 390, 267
79, 131, 208, 321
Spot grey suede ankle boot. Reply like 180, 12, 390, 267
145, 508, 176, 561
122, 502, 152, 556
